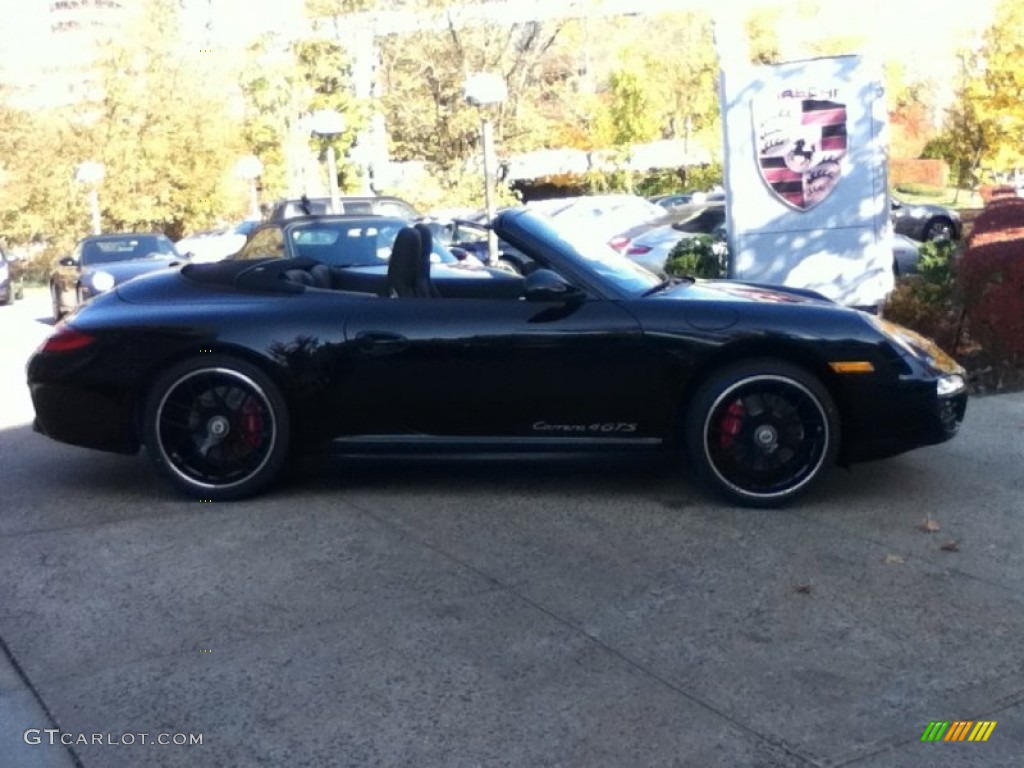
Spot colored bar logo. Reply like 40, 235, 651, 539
921, 721, 997, 742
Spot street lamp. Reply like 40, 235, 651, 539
235, 155, 264, 219
74, 161, 105, 235
464, 73, 508, 265
309, 109, 345, 213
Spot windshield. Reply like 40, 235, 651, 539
81, 236, 177, 265
520, 213, 662, 296
287, 220, 457, 267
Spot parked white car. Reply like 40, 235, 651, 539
613, 203, 727, 274
529, 194, 665, 244
176, 219, 261, 263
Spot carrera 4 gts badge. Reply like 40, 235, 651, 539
532, 421, 638, 434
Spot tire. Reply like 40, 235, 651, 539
684, 359, 840, 507
142, 355, 291, 500
923, 217, 954, 242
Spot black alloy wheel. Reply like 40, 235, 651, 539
685, 360, 840, 507
923, 217, 954, 242
143, 356, 291, 500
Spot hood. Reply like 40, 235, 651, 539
85, 257, 182, 284
653, 278, 835, 307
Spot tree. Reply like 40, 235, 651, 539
972, 0, 1024, 173
239, 34, 365, 201
62, 0, 246, 238
0, 98, 84, 247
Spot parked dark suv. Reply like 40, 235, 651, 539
265, 195, 419, 222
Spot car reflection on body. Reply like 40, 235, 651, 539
49, 233, 184, 320
28, 209, 967, 507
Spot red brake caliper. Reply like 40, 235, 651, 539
718, 399, 745, 449
240, 398, 264, 449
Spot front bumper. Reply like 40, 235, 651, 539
838, 365, 967, 464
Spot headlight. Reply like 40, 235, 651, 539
870, 317, 962, 373
937, 374, 966, 396
0, 262, 8, 280
89, 271, 115, 292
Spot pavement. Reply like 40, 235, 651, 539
2, 287, 1024, 767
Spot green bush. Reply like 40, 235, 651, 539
664, 235, 727, 279
883, 238, 962, 354
916, 238, 959, 285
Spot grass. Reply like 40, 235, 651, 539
893, 186, 985, 210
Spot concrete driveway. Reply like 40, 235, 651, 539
2, 289, 1023, 767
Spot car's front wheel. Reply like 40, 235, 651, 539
684, 360, 840, 507
142, 356, 291, 500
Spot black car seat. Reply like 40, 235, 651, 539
413, 222, 442, 297
386, 227, 432, 298
309, 263, 333, 289
283, 268, 314, 286
283, 262, 332, 289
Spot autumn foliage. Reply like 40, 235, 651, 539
884, 196, 1024, 391
957, 198, 1024, 377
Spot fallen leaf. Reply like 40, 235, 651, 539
940, 541, 960, 552
883, 554, 906, 564
919, 517, 941, 533
794, 584, 812, 594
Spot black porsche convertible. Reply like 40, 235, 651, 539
27, 210, 968, 507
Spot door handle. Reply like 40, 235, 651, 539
354, 331, 410, 355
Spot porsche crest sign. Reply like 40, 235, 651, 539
753, 88, 848, 211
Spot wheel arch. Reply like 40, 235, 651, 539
130, 343, 300, 450
670, 339, 849, 448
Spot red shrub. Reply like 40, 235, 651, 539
969, 196, 1024, 245
958, 197, 1024, 379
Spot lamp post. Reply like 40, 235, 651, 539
309, 109, 345, 213
74, 161, 105, 235
235, 155, 264, 219
464, 73, 508, 265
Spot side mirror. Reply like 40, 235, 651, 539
449, 246, 469, 262
58, 256, 76, 267
523, 268, 583, 302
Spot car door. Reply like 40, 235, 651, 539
340, 291, 660, 439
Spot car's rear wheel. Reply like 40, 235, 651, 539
684, 360, 840, 507
142, 356, 290, 500
923, 217, 954, 241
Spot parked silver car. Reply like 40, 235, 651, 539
890, 198, 961, 242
